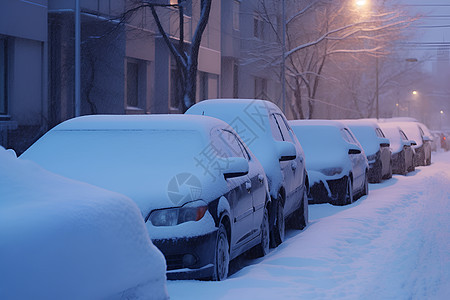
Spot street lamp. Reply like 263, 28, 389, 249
412, 90, 418, 95
356, 0, 367, 7
440, 110, 444, 130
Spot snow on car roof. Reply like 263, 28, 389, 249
53, 113, 228, 133
378, 123, 404, 154
21, 115, 238, 217
0, 146, 167, 299
290, 119, 350, 129
289, 120, 353, 174
343, 120, 382, 156
387, 121, 423, 147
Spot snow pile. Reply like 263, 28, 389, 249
0, 146, 168, 300
167, 152, 450, 299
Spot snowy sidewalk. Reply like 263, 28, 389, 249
167, 152, 450, 300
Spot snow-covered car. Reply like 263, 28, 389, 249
290, 120, 369, 206
344, 120, 392, 183
21, 114, 270, 281
0, 146, 168, 300
389, 121, 432, 166
378, 123, 415, 175
186, 99, 308, 247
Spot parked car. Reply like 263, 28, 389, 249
21, 114, 271, 281
388, 121, 432, 166
289, 120, 369, 206
344, 120, 392, 183
186, 99, 308, 247
378, 123, 416, 175
1, 146, 168, 300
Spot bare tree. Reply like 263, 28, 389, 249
249, 0, 416, 119
122, 0, 212, 112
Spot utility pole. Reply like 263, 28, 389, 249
75, 0, 81, 117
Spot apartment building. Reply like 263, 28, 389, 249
0, 0, 284, 153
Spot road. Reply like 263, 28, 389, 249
167, 151, 450, 299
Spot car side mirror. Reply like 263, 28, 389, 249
223, 157, 249, 179
379, 137, 390, 148
409, 140, 417, 146
422, 135, 432, 142
348, 148, 361, 155
275, 141, 297, 161
348, 144, 362, 154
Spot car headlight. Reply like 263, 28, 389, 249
149, 200, 208, 226
319, 167, 343, 176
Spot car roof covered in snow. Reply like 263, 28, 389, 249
53, 114, 229, 133
341, 120, 384, 156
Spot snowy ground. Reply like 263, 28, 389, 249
167, 151, 450, 300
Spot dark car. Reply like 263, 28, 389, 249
290, 120, 369, 206
344, 120, 392, 183
21, 114, 270, 281
378, 123, 415, 175
186, 99, 309, 247
392, 121, 432, 166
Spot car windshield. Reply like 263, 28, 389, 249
347, 126, 379, 155
292, 125, 346, 157
21, 129, 209, 210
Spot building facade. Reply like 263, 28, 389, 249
0, 0, 284, 153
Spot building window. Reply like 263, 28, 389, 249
126, 59, 147, 110
233, 1, 240, 31
233, 61, 239, 98
254, 76, 267, 99
0, 38, 7, 116
253, 15, 264, 39
126, 61, 139, 107
199, 72, 219, 101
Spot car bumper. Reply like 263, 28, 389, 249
309, 176, 347, 204
152, 229, 218, 280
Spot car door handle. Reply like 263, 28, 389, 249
245, 181, 252, 193
258, 174, 264, 183
291, 160, 297, 171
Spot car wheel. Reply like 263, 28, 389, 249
253, 207, 270, 258
288, 189, 308, 230
345, 176, 354, 205
362, 172, 369, 196
271, 196, 285, 247
386, 161, 393, 179
213, 224, 229, 281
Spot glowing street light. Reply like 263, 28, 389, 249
412, 90, 418, 95
356, 0, 367, 6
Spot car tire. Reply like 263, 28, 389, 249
253, 207, 270, 258
386, 161, 393, 179
213, 224, 229, 281
270, 196, 285, 248
289, 189, 308, 230
362, 172, 369, 196
345, 176, 354, 205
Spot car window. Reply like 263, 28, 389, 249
269, 114, 283, 141
219, 129, 248, 159
418, 126, 425, 137
273, 114, 294, 143
400, 130, 408, 140
341, 128, 357, 144
375, 128, 385, 138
